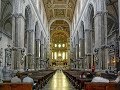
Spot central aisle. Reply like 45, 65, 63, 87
42, 70, 76, 90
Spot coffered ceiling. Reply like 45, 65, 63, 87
42, 0, 77, 22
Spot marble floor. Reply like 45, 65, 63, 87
42, 70, 76, 90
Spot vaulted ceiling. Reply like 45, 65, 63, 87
42, 0, 77, 22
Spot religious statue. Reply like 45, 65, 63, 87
2, 45, 12, 81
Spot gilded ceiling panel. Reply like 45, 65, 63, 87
53, 0, 67, 4
42, 0, 77, 22
54, 9, 66, 17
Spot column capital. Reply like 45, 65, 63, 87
84, 29, 92, 32
26, 29, 34, 32
79, 38, 84, 40
12, 47, 25, 51
26, 53, 33, 56
12, 13, 25, 20
35, 39, 40, 41
85, 53, 91, 56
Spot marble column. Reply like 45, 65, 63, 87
0, 0, 1, 20
118, 0, 120, 71
40, 43, 44, 69
44, 47, 47, 68
118, 0, 120, 55
76, 44, 79, 69
41, 44, 44, 60
84, 29, 92, 69
94, 12, 103, 70
118, 0, 120, 38
40, 41, 42, 69
44, 42, 46, 61
76, 44, 79, 59
79, 38, 85, 69
12, 13, 25, 70
26, 29, 35, 70
73, 47, 76, 59
94, 0, 107, 70
35, 39, 40, 70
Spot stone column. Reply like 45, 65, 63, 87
40, 41, 42, 69
79, 38, 85, 69
35, 39, 40, 70
12, 13, 25, 71
84, 29, 92, 69
94, 12, 105, 70
44, 46, 47, 68
94, 0, 107, 70
34, 24, 40, 70
44, 46, 47, 59
75, 44, 79, 69
76, 44, 79, 59
118, 0, 120, 71
72, 47, 75, 60
26, 29, 35, 70
0, 0, 1, 19
119, 0, 120, 35
73, 47, 76, 68
40, 43, 44, 69
41, 44, 44, 60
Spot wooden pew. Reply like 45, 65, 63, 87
0, 83, 32, 90
63, 70, 94, 89
84, 82, 120, 90
20, 70, 56, 89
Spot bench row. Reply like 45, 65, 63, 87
84, 82, 120, 90
1, 70, 56, 90
63, 70, 94, 89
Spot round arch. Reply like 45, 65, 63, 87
79, 21, 85, 39
50, 20, 70, 68
49, 18, 71, 30
86, 4, 94, 25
